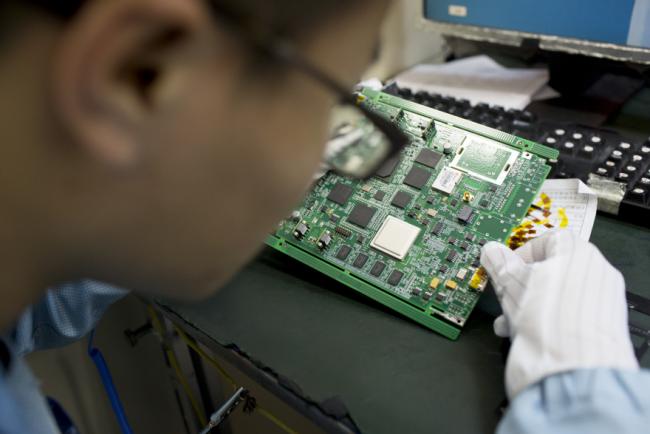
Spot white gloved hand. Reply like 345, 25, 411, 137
480, 231, 639, 399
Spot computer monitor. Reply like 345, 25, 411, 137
421, 0, 650, 64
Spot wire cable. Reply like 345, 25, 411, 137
87, 329, 134, 434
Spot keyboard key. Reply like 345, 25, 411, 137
590, 136, 603, 145
628, 187, 648, 204
562, 141, 575, 152
619, 142, 632, 150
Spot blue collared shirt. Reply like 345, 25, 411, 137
1, 280, 127, 434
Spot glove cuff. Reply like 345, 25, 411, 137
505, 333, 639, 398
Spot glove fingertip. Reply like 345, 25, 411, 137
493, 315, 511, 338
480, 242, 510, 270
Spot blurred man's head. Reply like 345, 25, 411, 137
0, 0, 389, 312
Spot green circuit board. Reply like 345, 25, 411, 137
266, 89, 559, 340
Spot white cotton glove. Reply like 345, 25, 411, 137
480, 231, 639, 399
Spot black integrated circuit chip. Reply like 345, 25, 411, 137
446, 250, 457, 262
457, 205, 474, 223
375, 155, 402, 179
336, 245, 351, 260
353, 253, 368, 268
432, 221, 444, 235
327, 183, 353, 205
347, 204, 376, 228
415, 149, 443, 169
391, 191, 413, 209
335, 226, 351, 238
387, 270, 404, 286
374, 191, 386, 201
403, 166, 431, 190
370, 261, 386, 277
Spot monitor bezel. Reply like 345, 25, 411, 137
418, 3, 650, 65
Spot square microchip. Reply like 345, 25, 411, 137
457, 205, 474, 224
370, 261, 386, 277
432, 167, 463, 194
387, 270, 404, 286
336, 245, 351, 260
353, 253, 368, 268
370, 216, 421, 260
374, 191, 386, 201
375, 155, 402, 179
391, 191, 412, 209
415, 149, 443, 169
403, 166, 431, 190
432, 221, 444, 236
347, 204, 376, 228
327, 183, 353, 205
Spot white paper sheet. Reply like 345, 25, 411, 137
393, 55, 554, 110
522, 179, 598, 241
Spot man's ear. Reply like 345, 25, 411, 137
50, 0, 202, 166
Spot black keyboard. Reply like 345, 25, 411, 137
384, 83, 650, 227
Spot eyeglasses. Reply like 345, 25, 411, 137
206, 2, 410, 180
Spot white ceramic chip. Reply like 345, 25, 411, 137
370, 216, 421, 260
432, 167, 463, 194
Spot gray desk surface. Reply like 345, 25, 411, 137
162, 215, 650, 434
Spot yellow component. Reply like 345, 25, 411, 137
445, 280, 458, 290
463, 191, 474, 202
430, 277, 440, 289
427, 209, 438, 218
469, 267, 488, 290
558, 207, 569, 228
